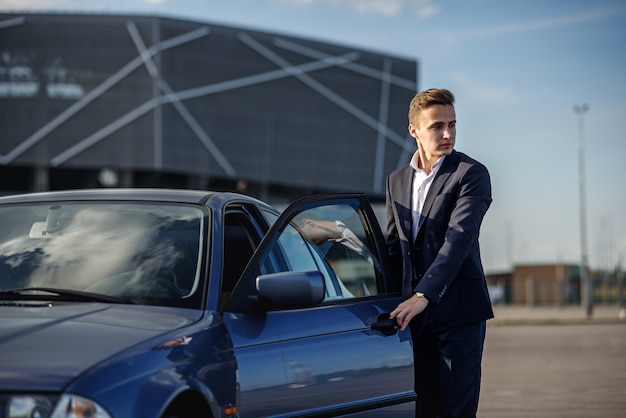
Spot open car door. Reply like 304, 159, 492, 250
224, 194, 415, 417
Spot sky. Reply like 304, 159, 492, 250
1, 0, 625, 274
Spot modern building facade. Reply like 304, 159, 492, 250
0, 12, 418, 202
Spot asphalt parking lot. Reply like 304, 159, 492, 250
478, 305, 626, 417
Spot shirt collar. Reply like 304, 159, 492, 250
410, 152, 445, 174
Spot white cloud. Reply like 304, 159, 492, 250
135, 0, 166, 4
455, 4, 626, 40
272, 0, 440, 18
414, 3, 438, 19
0, 0, 65, 8
0, 0, 165, 11
330, 0, 404, 16
2, 0, 441, 19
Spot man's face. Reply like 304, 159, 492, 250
408, 104, 456, 159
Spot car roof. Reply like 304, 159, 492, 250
0, 188, 268, 208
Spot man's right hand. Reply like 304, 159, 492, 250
389, 293, 429, 331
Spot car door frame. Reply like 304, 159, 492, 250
223, 193, 416, 417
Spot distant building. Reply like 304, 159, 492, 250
0, 12, 418, 202
486, 263, 581, 306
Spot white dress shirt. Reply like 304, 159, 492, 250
410, 152, 445, 241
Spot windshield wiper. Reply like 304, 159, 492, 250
0, 287, 135, 304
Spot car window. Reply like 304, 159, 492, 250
0, 202, 205, 308
259, 208, 279, 226
261, 221, 348, 301
229, 197, 384, 312
221, 210, 262, 308
293, 203, 381, 299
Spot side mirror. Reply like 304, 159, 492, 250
255, 271, 325, 310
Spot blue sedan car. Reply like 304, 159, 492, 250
0, 189, 415, 418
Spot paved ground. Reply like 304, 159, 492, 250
478, 305, 626, 417
489, 304, 626, 325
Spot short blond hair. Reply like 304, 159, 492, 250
408, 88, 455, 126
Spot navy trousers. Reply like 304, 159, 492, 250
410, 311, 486, 418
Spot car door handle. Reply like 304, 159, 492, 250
371, 312, 398, 335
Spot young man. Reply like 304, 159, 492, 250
387, 88, 493, 417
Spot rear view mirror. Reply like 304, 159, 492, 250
29, 222, 57, 238
28, 205, 64, 238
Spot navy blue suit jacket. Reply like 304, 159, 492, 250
386, 150, 494, 326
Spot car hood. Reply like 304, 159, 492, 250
0, 301, 202, 391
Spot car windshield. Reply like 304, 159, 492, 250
0, 202, 205, 308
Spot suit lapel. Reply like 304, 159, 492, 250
393, 165, 414, 242
399, 165, 413, 209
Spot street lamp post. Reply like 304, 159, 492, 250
573, 103, 592, 319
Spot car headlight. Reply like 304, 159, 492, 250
1, 394, 111, 418
51, 395, 111, 418
3, 395, 55, 418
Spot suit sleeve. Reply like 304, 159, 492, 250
415, 161, 492, 303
